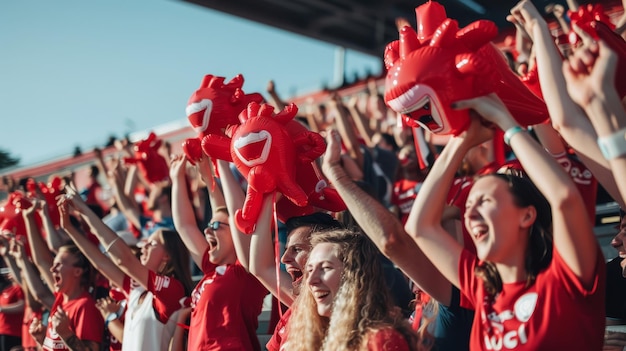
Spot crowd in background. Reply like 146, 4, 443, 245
0, 0, 626, 350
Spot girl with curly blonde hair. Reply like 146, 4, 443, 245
285, 229, 420, 351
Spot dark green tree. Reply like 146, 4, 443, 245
0, 149, 20, 169
0, 149, 19, 170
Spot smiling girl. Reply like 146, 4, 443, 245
57, 189, 193, 351
406, 94, 605, 350
285, 229, 418, 351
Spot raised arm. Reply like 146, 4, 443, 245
35, 196, 69, 254
109, 163, 142, 230
170, 154, 208, 267
562, 33, 626, 207
321, 128, 453, 304
249, 195, 294, 306
57, 197, 126, 289
455, 94, 598, 286
266, 80, 287, 111
0, 236, 22, 287
407, 117, 492, 289
10, 239, 54, 309
329, 93, 365, 169
509, 0, 626, 208
216, 160, 251, 270
345, 94, 375, 147
21, 200, 55, 291
65, 188, 152, 290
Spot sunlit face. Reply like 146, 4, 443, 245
49, 248, 82, 294
281, 227, 312, 285
139, 231, 169, 271
306, 242, 343, 318
464, 176, 529, 262
203, 212, 236, 265
611, 217, 626, 258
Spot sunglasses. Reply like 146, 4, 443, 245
207, 221, 229, 231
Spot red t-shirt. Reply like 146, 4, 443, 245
554, 153, 597, 221
188, 250, 268, 351
42, 291, 104, 351
122, 271, 186, 324
0, 284, 24, 337
458, 247, 605, 350
366, 328, 410, 351
266, 308, 292, 351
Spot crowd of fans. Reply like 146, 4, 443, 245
1, 0, 626, 350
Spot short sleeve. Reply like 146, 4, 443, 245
147, 271, 187, 323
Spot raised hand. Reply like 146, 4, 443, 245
563, 32, 618, 107
29, 317, 45, 342
509, 0, 548, 41
50, 307, 72, 339
452, 93, 517, 134
321, 129, 343, 174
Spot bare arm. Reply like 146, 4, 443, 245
0, 297, 24, 314
11, 240, 54, 309
510, 0, 626, 208
168, 307, 192, 351
65, 188, 152, 290
249, 195, 294, 306
36, 199, 70, 254
170, 154, 208, 267
404, 135, 477, 290
563, 35, 626, 207
58, 198, 126, 289
329, 94, 364, 169
457, 93, 598, 286
322, 129, 453, 304
196, 156, 226, 216
96, 297, 124, 343
345, 94, 375, 147
21, 201, 55, 290
217, 160, 251, 270
266, 80, 287, 111
110, 163, 142, 230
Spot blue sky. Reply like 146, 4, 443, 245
1, 0, 381, 167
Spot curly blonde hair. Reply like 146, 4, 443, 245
285, 229, 420, 351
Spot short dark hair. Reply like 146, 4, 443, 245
285, 212, 343, 234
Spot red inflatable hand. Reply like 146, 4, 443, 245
123, 132, 170, 184
384, 1, 548, 135
183, 74, 264, 162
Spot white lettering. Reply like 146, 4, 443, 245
518, 324, 527, 344
483, 324, 528, 350
490, 335, 502, 350
503, 330, 518, 349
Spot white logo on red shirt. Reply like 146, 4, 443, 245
482, 292, 538, 350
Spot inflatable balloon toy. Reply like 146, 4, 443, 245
567, 4, 626, 99
0, 191, 35, 242
201, 101, 344, 234
274, 121, 347, 222
384, 0, 549, 136
26, 176, 64, 228
183, 74, 264, 165
124, 132, 170, 184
